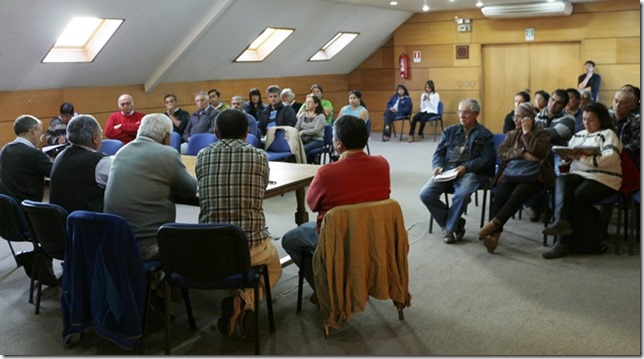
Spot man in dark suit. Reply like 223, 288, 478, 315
0, 115, 52, 204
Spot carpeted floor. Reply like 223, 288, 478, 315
0, 131, 640, 355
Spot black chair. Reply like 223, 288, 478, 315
21, 200, 68, 314
0, 194, 33, 267
306, 125, 333, 164
365, 119, 372, 155
390, 111, 413, 141
157, 223, 275, 355
296, 250, 314, 314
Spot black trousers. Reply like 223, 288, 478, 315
554, 174, 617, 222
409, 112, 436, 136
490, 181, 543, 232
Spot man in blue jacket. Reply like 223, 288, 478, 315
419, 98, 495, 244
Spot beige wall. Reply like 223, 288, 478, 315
352, 0, 640, 132
0, 0, 638, 146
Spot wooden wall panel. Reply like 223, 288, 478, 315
395, 22, 456, 45
597, 64, 641, 91
583, 38, 640, 65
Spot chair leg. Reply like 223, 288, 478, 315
480, 188, 488, 229
164, 283, 171, 355
254, 281, 261, 355
399, 120, 405, 141
296, 266, 304, 314
262, 268, 275, 333
34, 255, 43, 314
182, 289, 196, 330
7, 241, 19, 267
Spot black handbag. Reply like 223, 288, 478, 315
502, 159, 541, 183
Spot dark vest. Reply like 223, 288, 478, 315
49, 145, 107, 213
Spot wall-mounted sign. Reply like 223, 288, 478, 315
525, 27, 535, 42
412, 50, 421, 63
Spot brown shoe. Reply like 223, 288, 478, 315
479, 218, 502, 240
217, 295, 243, 337
414, 135, 423, 142
407, 135, 415, 143
483, 231, 500, 253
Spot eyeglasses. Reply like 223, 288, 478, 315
457, 110, 473, 116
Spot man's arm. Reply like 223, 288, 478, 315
464, 130, 495, 175
281, 106, 297, 127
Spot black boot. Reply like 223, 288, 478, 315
542, 241, 571, 259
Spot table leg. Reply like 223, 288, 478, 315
294, 188, 309, 225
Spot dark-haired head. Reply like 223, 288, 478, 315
349, 89, 366, 108
396, 84, 409, 97
215, 109, 248, 139
583, 102, 614, 132
333, 115, 368, 150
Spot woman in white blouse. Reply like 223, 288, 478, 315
408, 80, 440, 142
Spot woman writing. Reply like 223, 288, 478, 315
338, 89, 369, 122
408, 80, 439, 142
296, 94, 327, 162
479, 103, 554, 253
382, 84, 412, 141
541, 102, 622, 259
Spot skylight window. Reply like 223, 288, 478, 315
235, 27, 294, 62
42, 17, 123, 63
309, 32, 359, 61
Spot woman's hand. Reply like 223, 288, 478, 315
521, 117, 533, 133
523, 152, 538, 161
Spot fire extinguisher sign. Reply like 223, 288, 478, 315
412, 50, 421, 63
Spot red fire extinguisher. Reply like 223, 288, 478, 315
399, 52, 409, 79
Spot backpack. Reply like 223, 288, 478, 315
565, 205, 606, 254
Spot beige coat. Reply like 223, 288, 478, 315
264, 126, 307, 164
313, 199, 412, 332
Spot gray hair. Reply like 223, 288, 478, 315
231, 95, 244, 103
281, 88, 295, 99
14, 115, 40, 135
194, 91, 209, 99
66, 115, 101, 145
459, 98, 481, 113
137, 113, 173, 143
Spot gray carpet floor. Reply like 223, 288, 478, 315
0, 130, 640, 355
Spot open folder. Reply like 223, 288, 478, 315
552, 145, 600, 156
432, 168, 459, 182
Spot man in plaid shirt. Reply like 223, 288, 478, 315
196, 109, 282, 339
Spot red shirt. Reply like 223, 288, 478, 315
307, 151, 391, 230
104, 111, 145, 144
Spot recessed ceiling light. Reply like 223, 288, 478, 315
390, 1, 398, 6
476, 1, 484, 7
422, 4, 430, 11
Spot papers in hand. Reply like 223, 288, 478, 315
433, 168, 459, 182
552, 145, 600, 156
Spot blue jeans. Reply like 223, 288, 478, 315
281, 222, 318, 290
419, 172, 482, 232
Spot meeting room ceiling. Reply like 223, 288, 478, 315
0, 0, 604, 93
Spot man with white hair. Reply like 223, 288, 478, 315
104, 113, 197, 260
105, 94, 145, 144
281, 87, 302, 113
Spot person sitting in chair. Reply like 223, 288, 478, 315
382, 84, 412, 141
282, 115, 390, 303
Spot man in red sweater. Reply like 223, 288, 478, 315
104, 94, 145, 144
282, 115, 390, 297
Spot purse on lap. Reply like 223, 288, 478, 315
502, 159, 541, 183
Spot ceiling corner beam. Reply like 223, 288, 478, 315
144, 0, 235, 93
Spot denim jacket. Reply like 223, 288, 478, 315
432, 123, 495, 179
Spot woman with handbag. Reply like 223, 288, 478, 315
478, 102, 555, 253
541, 102, 622, 259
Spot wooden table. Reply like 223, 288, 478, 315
181, 155, 320, 226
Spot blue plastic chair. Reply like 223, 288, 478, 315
170, 132, 181, 153
157, 223, 275, 355
100, 139, 125, 155
425, 101, 444, 142
246, 134, 261, 148
186, 133, 217, 156
266, 129, 293, 162
366, 119, 371, 155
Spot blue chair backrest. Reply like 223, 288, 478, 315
0, 194, 30, 242
187, 133, 217, 155
101, 139, 124, 156
170, 131, 181, 153
267, 121, 277, 129
267, 129, 291, 153
323, 125, 333, 146
493, 133, 506, 165
246, 134, 261, 148
437, 101, 444, 116
366, 119, 372, 137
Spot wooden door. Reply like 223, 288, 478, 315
482, 42, 580, 133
